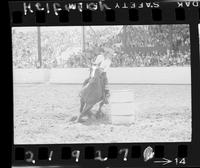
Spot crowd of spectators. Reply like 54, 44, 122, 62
13, 49, 190, 68
110, 51, 190, 67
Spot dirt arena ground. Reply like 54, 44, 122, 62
14, 84, 191, 144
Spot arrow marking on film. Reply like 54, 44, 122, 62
48, 151, 53, 161
154, 158, 172, 165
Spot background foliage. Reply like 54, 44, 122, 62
12, 25, 190, 68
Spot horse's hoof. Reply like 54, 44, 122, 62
77, 120, 85, 123
96, 111, 104, 119
69, 116, 78, 122
77, 117, 85, 123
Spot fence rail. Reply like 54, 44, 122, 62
13, 67, 191, 84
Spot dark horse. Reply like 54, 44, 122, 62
77, 66, 105, 122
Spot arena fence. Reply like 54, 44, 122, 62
13, 67, 191, 84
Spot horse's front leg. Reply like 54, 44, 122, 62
77, 104, 93, 122
69, 99, 85, 122
80, 98, 85, 113
98, 101, 104, 113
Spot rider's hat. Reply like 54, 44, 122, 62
103, 47, 114, 54
92, 54, 104, 65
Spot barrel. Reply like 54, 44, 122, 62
109, 90, 135, 124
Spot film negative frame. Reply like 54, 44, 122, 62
9, 0, 200, 167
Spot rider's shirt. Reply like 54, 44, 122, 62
94, 55, 104, 66
94, 55, 111, 72
100, 59, 111, 72
89, 55, 110, 95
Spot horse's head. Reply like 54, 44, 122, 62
94, 68, 103, 78
81, 66, 104, 106
90, 66, 103, 78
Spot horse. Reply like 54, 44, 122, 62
77, 66, 106, 122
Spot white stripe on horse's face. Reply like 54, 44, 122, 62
90, 66, 97, 78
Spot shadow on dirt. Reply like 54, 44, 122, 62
69, 110, 111, 125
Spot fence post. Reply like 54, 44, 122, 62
82, 26, 86, 52
37, 27, 42, 68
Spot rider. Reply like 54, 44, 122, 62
83, 48, 111, 104
94, 49, 111, 104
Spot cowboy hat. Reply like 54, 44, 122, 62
103, 47, 115, 54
